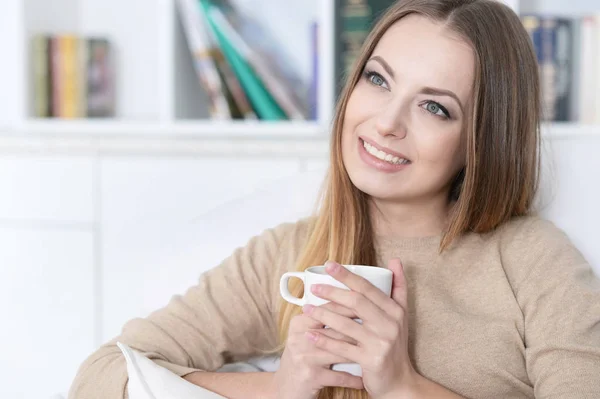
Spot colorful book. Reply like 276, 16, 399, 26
334, 0, 391, 99
86, 38, 115, 118
198, 0, 287, 120
60, 35, 80, 119
202, 9, 257, 119
207, 0, 308, 119
522, 15, 575, 122
177, 0, 232, 119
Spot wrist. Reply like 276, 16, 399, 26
379, 368, 422, 399
264, 372, 278, 399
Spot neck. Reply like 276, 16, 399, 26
369, 195, 452, 238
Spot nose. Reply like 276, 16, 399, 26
374, 101, 408, 139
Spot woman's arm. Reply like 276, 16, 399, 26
68, 221, 303, 399
503, 218, 600, 398
183, 371, 276, 399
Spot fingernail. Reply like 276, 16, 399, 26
311, 284, 321, 294
303, 304, 315, 314
305, 331, 319, 342
326, 261, 340, 273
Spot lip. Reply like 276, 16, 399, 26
359, 136, 411, 161
358, 137, 411, 173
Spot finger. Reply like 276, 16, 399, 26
320, 301, 357, 319
324, 261, 391, 310
318, 369, 364, 390
304, 304, 367, 343
388, 258, 408, 312
312, 283, 387, 325
306, 331, 362, 365
313, 327, 358, 346
289, 314, 324, 333
302, 345, 356, 367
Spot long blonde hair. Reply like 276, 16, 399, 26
278, 1, 541, 398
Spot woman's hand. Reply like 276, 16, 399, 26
302, 259, 417, 399
272, 311, 365, 399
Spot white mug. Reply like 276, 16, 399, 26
279, 265, 393, 377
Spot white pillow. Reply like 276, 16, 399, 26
117, 342, 226, 399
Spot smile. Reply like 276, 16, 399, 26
358, 138, 412, 173
360, 138, 411, 165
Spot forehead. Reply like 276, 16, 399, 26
372, 14, 475, 100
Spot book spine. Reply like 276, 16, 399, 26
334, 0, 390, 99
32, 35, 50, 118
207, 5, 305, 120
569, 18, 582, 122
50, 36, 62, 118
87, 39, 115, 117
176, 0, 231, 119
552, 19, 572, 121
61, 35, 78, 119
78, 37, 89, 118
309, 21, 319, 121
540, 18, 557, 121
202, 10, 257, 119
335, 0, 370, 98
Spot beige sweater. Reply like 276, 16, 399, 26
69, 216, 600, 399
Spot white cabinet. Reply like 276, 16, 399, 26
0, 226, 95, 399
0, 155, 95, 224
99, 157, 303, 341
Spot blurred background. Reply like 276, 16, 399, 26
0, 0, 598, 397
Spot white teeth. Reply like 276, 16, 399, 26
362, 140, 409, 165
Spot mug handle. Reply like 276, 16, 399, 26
279, 272, 306, 306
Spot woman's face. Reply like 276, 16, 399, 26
342, 14, 475, 204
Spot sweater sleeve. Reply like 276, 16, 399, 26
504, 218, 600, 399
68, 221, 300, 399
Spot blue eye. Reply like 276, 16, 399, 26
423, 101, 451, 119
363, 70, 389, 89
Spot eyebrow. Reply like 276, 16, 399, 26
368, 55, 465, 114
420, 87, 464, 114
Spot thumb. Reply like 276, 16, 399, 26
388, 258, 408, 310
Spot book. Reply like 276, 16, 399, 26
334, 0, 392, 99
202, 8, 257, 119
523, 15, 574, 122
309, 21, 319, 121
208, 0, 308, 119
60, 35, 81, 119
86, 38, 115, 118
50, 36, 62, 117
199, 0, 287, 120
31, 35, 50, 118
177, 0, 232, 119
30, 34, 115, 119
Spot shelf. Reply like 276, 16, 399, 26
13, 119, 329, 138
542, 123, 600, 139
12, 119, 600, 139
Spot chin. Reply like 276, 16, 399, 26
346, 166, 405, 201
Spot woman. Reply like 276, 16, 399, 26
69, 0, 600, 398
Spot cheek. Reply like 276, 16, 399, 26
418, 129, 465, 172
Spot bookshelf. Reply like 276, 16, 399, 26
0, 0, 334, 139
0, 0, 598, 141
